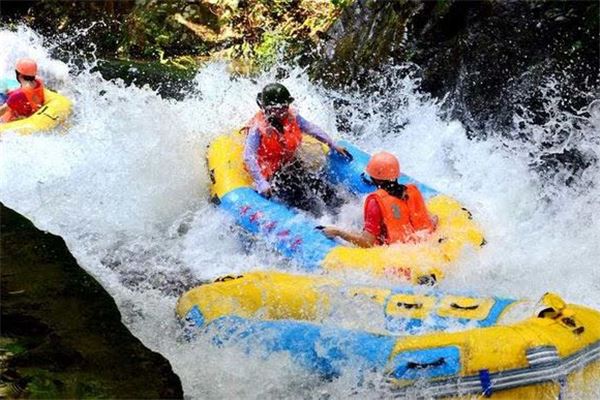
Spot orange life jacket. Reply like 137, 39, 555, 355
1, 78, 45, 123
248, 109, 303, 179
366, 185, 435, 244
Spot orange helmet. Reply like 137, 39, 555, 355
365, 151, 400, 181
16, 58, 38, 76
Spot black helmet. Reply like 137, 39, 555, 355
257, 83, 294, 108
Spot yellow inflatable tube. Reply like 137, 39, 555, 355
0, 88, 72, 135
323, 194, 484, 283
178, 271, 600, 399
207, 131, 484, 284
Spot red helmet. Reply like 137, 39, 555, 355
366, 151, 400, 181
16, 58, 38, 76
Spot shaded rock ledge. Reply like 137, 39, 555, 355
0, 203, 183, 399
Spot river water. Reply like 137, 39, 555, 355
1, 26, 599, 399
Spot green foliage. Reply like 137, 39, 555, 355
3, 342, 26, 355
331, 0, 353, 7
25, 372, 110, 399
434, 0, 452, 16
119, 0, 354, 72
27, 0, 354, 73
254, 31, 291, 67
119, 0, 218, 58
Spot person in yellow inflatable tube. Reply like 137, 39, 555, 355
0, 58, 45, 123
322, 152, 438, 248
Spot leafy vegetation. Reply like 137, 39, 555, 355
15, 0, 352, 77
120, 0, 353, 72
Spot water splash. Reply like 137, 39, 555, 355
1, 26, 599, 399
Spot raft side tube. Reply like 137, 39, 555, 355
177, 272, 517, 334
220, 187, 338, 269
178, 273, 600, 396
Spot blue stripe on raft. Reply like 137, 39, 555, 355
390, 346, 460, 380
325, 141, 439, 199
424, 297, 515, 331
206, 316, 397, 379
220, 187, 338, 270
383, 295, 515, 334
216, 140, 442, 269
460, 297, 515, 327
186, 306, 205, 327
182, 306, 205, 341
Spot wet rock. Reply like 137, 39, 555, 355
0, 203, 183, 399
311, 0, 599, 135
93, 58, 199, 100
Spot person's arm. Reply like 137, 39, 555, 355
321, 196, 381, 248
243, 126, 271, 194
322, 226, 377, 248
296, 114, 351, 158
0, 104, 8, 117
296, 114, 335, 146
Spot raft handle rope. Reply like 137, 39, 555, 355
35, 105, 59, 121
450, 303, 479, 311
35, 105, 48, 115
560, 317, 585, 335
208, 167, 220, 204
461, 207, 474, 220
537, 307, 558, 318
417, 274, 437, 286
214, 275, 244, 283
406, 358, 445, 370
396, 301, 423, 310
573, 326, 585, 335
360, 172, 374, 186
537, 307, 586, 335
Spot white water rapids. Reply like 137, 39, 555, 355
1, 27, 599, 399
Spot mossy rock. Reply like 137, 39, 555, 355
94, 58, 199, 99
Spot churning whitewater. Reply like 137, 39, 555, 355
1, 27, 599, 399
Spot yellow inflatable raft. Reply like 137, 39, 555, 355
178, 271, 600, 399
207, 131, 484, 284
0, 88, 72, 135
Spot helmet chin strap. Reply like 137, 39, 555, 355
256, 93, 263, 108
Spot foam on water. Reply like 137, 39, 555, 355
1, 26, 599, 399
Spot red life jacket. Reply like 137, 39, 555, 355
365, 185, 435, 244
2, 78, 45, 123
247, 109, 303, 179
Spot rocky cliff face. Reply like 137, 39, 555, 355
0, 203, 183, 399
312, 0, 599, 136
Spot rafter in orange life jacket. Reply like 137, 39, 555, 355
245, 109, 302, 179
1, 78, 45, 122
366, 185, 436, 244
